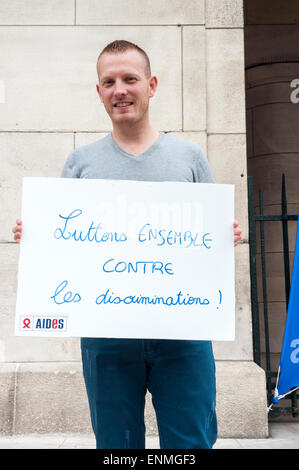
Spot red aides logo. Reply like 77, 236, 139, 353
19, 316, 67, 332
19, 316, 33, 330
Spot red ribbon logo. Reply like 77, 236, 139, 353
22, 317, 31, 329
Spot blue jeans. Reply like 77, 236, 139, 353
81, 338, 217, 449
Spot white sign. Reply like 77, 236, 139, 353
15, 178, 235, 340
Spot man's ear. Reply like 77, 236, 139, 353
149, 76, 158, 98
96, 84, 103, 103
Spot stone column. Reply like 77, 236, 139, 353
204, 0, 268, 437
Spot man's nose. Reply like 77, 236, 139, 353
114, 80, 127, 97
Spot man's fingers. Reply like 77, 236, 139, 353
234, 220, 242, 247
233, 219, 242, 242
14, 234, 21, 242
13, 219, 22, 242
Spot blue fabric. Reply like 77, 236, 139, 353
275, 216, 299, 400
81, 338, 217, 449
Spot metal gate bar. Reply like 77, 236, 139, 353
258, 189, 272, 402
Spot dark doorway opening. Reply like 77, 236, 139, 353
244, 0, 299, 419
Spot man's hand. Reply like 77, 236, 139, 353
12, 219, 22, 243
233, 219, 242, 247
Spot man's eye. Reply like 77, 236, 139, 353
127, 77, 136, 82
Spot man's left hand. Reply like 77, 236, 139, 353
234, 220, 242, 247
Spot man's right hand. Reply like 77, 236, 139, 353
12, 219, 22, 243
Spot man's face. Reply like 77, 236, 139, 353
96, 49, 157, 127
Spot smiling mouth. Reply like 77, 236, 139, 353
113, 102, 134, 108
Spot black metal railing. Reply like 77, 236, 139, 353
248, 174, 299, 418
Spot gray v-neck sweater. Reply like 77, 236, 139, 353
61, 132, 214, 183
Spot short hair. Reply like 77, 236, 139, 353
97, 40, 151, 78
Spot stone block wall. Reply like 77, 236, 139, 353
0, 0, 268, 438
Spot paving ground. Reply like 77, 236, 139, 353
0, 422, 298, 449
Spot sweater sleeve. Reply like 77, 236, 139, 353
192, 147, 214, 183
60, 150, 81, 178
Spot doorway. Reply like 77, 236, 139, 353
244, 0, 299, 419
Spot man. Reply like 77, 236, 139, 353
13, 40, 242, 449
